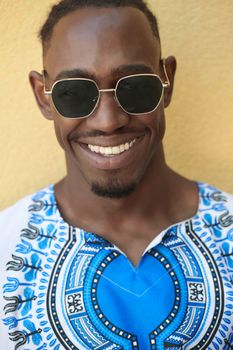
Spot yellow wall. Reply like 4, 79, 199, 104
0, 0, 233, 210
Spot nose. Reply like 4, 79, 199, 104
86, 89, 130, 133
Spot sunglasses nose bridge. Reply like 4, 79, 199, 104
99, 88, 115, 94
98, 88, 122, 109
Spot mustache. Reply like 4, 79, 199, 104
69, 127, 146, 141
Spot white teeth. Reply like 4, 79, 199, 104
120, 145, 125, 152
88, 139, 137, 156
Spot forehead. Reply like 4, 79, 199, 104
44, 7, 161, 80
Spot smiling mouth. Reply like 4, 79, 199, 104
87, 138, 139, 156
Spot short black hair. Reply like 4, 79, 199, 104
39, 0, 160, 52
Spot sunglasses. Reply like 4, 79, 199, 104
44, 59, 170, 119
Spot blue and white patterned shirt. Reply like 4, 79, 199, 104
0, 183, 233, 350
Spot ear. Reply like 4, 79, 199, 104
162, 56, 177, 108
29, 70, 53, 120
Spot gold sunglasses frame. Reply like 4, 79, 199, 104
43, 58, 170, 119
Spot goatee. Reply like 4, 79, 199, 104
91, 180, 136, 199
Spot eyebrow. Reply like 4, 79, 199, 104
54, 68, 95, 81
113, 64, 154, 75
53, 64, 154, 81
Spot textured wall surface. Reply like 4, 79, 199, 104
0, 0, 233, 210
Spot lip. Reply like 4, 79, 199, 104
76, 134, 144, 148
75, 135, 144, 170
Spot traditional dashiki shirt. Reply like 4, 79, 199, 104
0, 183, 233, 350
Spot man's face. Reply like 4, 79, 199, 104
42, 7, 173, 198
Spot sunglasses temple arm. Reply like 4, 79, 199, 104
162, 58, 170, 88
42, 70, 52, 95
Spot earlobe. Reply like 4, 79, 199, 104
163, 56, 177, 108
29, 70, 53, 120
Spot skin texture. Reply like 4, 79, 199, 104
29, 7, 198, 266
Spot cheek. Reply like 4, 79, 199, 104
53, 122, 65, 150
143, 108, 166, 141
53, 118, 78, 151
156, 112, 166, 139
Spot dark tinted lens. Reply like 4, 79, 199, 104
51, 79, 99, 118
116, 75, 163, 114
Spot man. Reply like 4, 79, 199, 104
0, 0, 232, 349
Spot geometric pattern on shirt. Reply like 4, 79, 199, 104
2, 183, 233, 350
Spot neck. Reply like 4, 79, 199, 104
54, 146, 198, 234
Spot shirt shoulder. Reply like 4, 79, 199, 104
198, 183, 233, 275
0, 194, 31, 228
199, 182, 233, 209
0, 185, 54, 260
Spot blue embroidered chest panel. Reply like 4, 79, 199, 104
2, 183, 233, 350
